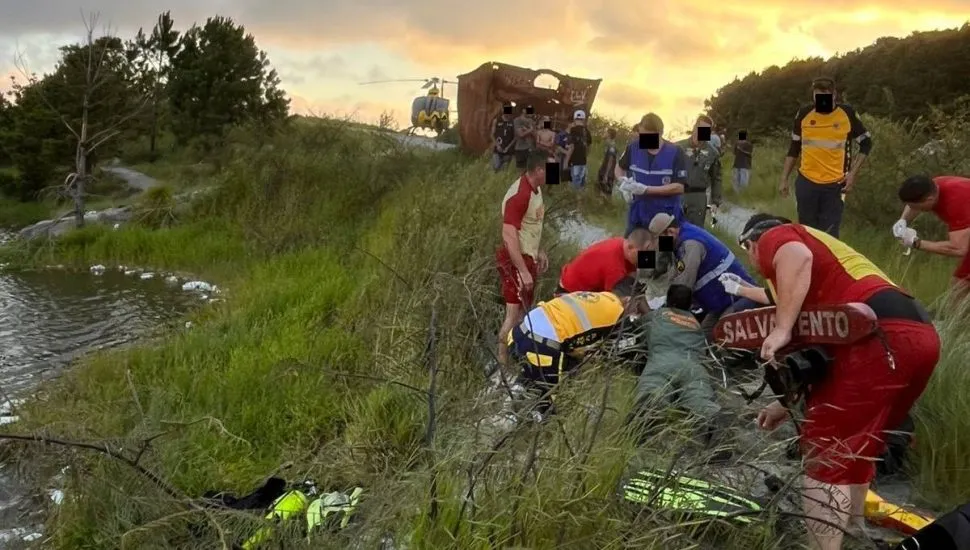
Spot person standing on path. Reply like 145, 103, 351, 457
513, 106, 537, 170
496, 150, 550, 369
597, 128, 619, 197
491, 104, 516, 172
615, 113, 689, 236
536, 116, 557, 157
676, 115, 722, 227
894, 174, 970, 301
565, 110, 593, 190
779, 77, 873, 238
732, 132, 753, 194
738, 213, 939, 550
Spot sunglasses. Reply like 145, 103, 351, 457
738, 238, 753, 251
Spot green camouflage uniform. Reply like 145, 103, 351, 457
632, 307, 720, 421
675, 139, 722, 228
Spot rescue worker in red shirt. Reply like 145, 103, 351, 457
555, 229, 653, 295
894, 175, 970, 301
735, 213, 940, 550
496, 150, 552, 370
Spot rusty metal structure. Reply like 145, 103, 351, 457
456, 62, 602, 155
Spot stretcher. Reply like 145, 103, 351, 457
621, 467, 764, 525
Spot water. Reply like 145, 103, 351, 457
0, 267, 197, 396
0, 263, 199, 546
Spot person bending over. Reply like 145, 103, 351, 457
556, 229, 652, 295
737, 213, 939, 550
507, 278, 648, 417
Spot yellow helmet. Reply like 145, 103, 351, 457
427, 87, 439, 96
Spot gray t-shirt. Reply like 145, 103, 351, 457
670, 240, 707, 288
513, 116, 536, 151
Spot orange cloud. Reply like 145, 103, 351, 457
288, 93, 402, 124
596, 83, 663, 112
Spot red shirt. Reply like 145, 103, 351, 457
756, 224, 899, 306
932, 176, 970, 232
559, 237, 636, 292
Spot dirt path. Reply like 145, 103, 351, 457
101, 164, 160, 192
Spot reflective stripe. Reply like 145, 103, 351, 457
854, 131, 871, 143
558, 294, 593, 332
526, 351, 555, 367
791, 133, 801, 141
802, 138, 845, 149
695, 252, 736, 291
630, 165, 674, 176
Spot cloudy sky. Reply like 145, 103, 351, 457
1, 1, 967, 132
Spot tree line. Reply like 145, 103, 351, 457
0, 11, 289, 214
704, 22, 970, 140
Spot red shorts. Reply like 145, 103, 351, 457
496, 247, 537, 306
800, 320, 940, 485
954, 246, 970, 280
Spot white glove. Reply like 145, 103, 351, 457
647, 296, 666, 310
899, 228, 918, 247
892, 219, 907, 239
618, 177, 649, 196
718, 273, 744, 296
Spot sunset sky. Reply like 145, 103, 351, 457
1, 1, 967, 133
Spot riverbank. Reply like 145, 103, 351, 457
0, 120, 632, 549
1, 118, 966, 549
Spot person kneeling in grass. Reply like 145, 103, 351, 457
506, 277, 649, 419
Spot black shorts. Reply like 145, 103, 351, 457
515, 149, 529, 169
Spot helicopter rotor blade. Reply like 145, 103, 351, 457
358, 78, 433, 85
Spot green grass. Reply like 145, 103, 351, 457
0, 195, 56, 229
2, 115, 967, 549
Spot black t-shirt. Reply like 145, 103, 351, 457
568, 126, 592, 165
733, 141, 753, 169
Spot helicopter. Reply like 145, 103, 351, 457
358, 77, 457, 136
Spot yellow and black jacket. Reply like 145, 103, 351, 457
539, 291, 626, 354
788, 103, 872, 185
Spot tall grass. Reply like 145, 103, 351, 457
3, 113, 967, 549
577, 109, 970, 510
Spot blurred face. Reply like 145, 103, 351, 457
526, 162, 547, 186
694, 120, 712, 141
906, 194, 938, 212
740, 238, 759, 268
623, 240, 648, 265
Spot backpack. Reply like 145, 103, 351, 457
894, 501, 970, 550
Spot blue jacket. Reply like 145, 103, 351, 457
627, 142, 683, 230
677, 222, 756, 313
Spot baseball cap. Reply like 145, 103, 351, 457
573, 110, 586, 120
648, 213, 675, 235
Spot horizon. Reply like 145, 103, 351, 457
1, 3, 967, 132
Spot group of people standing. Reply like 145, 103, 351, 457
491, 103, 593, 190
491, 74, 970, 550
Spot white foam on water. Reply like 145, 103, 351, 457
182, 281, 215, 292
139, 273, 155, 280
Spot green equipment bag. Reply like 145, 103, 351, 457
306, 487, 364, 534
